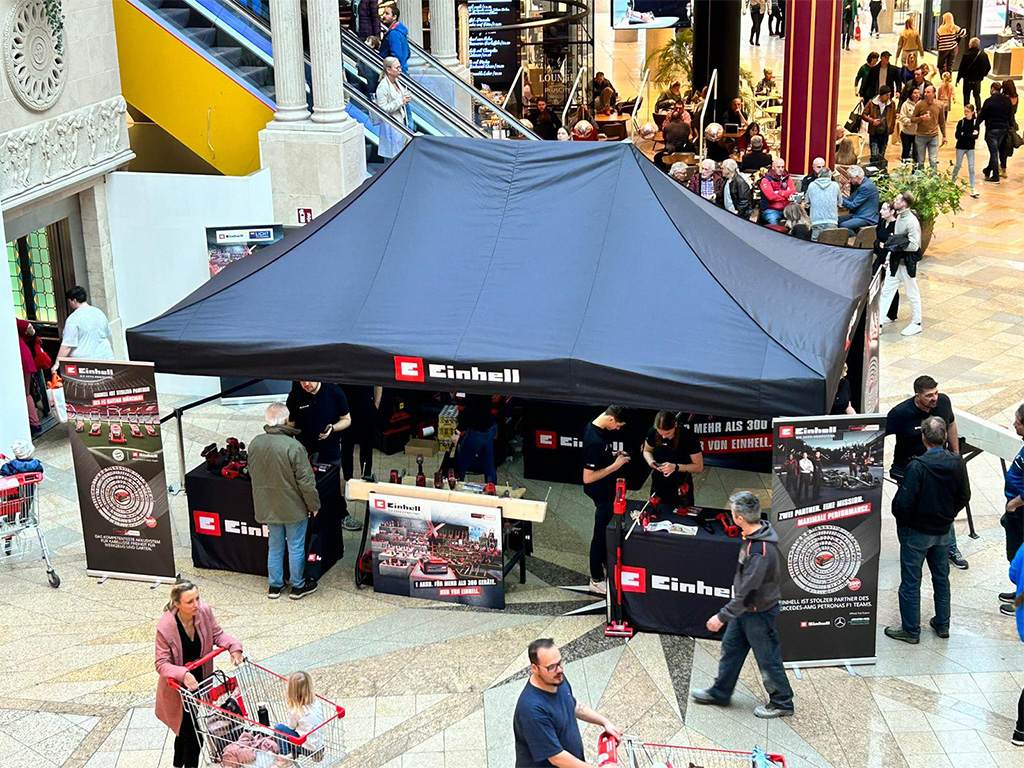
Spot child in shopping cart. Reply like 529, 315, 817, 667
0, 440, 43, 477
273, 671, 326, 763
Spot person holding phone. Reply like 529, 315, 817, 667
642, 411, 704, 510
583, 407, 630, 596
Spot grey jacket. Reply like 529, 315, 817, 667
247, 425, 321, 525
718, 521, 783, 622
805, 176, 841, 228
894, 208, 922, 253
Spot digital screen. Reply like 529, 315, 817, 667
469, 0, 518, 87
980, 0, 1008, 35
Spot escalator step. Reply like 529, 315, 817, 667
151, 0, 189, 8
160, 7, 191, 27
210, 46, 242, 66
185, 27, 217, 47
238, 66, 271, 87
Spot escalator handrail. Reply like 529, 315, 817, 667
357, 27, 541, 140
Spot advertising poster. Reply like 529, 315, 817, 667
468, 0, 518, 87
62, 360, 176, 582
205, 224, 288, 402
368, 492, 504, 608
678, 413, 773, 473
771, 415, 885, 666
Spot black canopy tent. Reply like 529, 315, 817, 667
126, 137, 871, 419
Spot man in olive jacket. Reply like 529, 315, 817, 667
248, 403, 321, 600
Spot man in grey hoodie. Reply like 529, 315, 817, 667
805, 167, 841, 240
691, 491, 794, 718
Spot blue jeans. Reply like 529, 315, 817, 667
897, 526, 951, 636
953, 148, 975, 186
274, 724, 302, 756
456, 424, 498, 483
707, 605, 794, 710
915, 134, 940, 169
985, 127, 1007, 175
762, 208, 785, 225
268, 518, 308, 589
839, 214, 875, 238
869, 132, 889, 161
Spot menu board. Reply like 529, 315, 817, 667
469, 0, 518, 87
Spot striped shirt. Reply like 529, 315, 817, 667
936, 27, 965, 52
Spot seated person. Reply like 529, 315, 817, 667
721, 159, 754, 219
736, 122, 771, 154
739, 135, 773, 172
642, 411, 703, 509
568, 104, 593, 131
655, 81, 684, 112
801, 156, 828, 193
686, 159, 725, 204
593, 86, 617, 116
275, 671, 326, 757
592, 72, 617, 103
529, 98, 563, 141
719, 97, 749, 129
0, 440, 42, 476
668, 162, 688, 184
653, 111, 693, 168
758, 156, 797, 225
834, 134, 862, 197
756, 68, 777, 94
838, 165, 880, 236
784, 202, 813, 240
704, 124, 731, 162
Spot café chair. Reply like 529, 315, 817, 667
816, 228, 852, 247
659, 152, 689, 169
602, 122, 628, 141
852, 228, 876, 249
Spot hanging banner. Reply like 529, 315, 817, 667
771, 414, 885, 667
61, 360, 176, 583
678, 413, 773, 473
368, 491, 505, 608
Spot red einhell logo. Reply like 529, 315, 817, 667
394, 356, 520, 384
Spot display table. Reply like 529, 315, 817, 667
187, 463, 345, 577
607, 505, 741, 638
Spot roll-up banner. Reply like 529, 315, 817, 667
61, 360, 176, 583
771, 414, 885, 667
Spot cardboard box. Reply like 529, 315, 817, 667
404, 438, 440, 458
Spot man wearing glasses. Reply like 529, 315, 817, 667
513, 639, 622, 767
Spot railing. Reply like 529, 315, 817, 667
630, 67, 650, 136
698, 67, 718, 158
562, 65, 587, 126
502, 66, 527, 111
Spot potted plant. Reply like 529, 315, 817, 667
873, 163, 967, 254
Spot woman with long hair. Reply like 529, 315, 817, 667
935, 12, 967, 75
898, 86, 921, 163
1000, 79, 1019, 178
641, 411, 704, 509
896, 17, 923, 68
737, 122, 770, 154
155, 581, 243, 768
783, 203, 812, 240
593, 86, 617, 116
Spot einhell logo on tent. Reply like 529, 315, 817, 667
393, 356, 521, 385
620, 566, 647, 592
779, 426, 794, 438
535, 431, 557, 449
194, 510, 221, 536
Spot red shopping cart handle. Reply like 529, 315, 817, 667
597, 731, 619, 766
185, 646, 234, 672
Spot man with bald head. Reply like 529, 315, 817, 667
801, 156, 827, 193
759, 156, 796, 225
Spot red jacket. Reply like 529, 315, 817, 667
759, 172, 796, 211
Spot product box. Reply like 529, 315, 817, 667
404, 438, 440, 458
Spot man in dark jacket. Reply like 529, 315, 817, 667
979, 81, 1013, 183
1000, 403, 1024, 616
862, 50, 900, 102
957, 37, 991, 111
248, 403, 322, 600
530, 98, 562, 141
353, 0, 380, 40
886, 416, 971, 643
687, 159, 725, 204
691, 492, 794, 718
721, 159, 753, 219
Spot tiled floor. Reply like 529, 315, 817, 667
6, 13, 1024, 768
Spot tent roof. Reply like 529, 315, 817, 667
126, 137, 871, 418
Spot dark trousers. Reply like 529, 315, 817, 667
900, 131, 919, 162
985, 127, 1007, 175
456, 424, 498, 483
589, 499, 615, 581
870, 1, 881, 33
897, 526, 952, 636
707, 606, 794, 710
341, 424, 374, 481
797, 473, 812, 501
1017, 689, 1024, 734
769, 7, 784, 35
174, 707, 203, 768
938, 49, 956, 74
870, 131, 890, 161
750, 9, 763, 44
963, 81, 982, 112
1003, 509, 1024, 562
842, 17, 854, 48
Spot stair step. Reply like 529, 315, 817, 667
185, 26, 217, 47
210, 46, 242, 66
238, 65, 271, 87
160, 7, 191, 27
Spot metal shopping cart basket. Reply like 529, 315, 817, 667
598, 733, 787, 768
171, 648, 346, 767
0, 467, 59, 588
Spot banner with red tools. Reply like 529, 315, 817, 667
62, 360, 176, 583
771, 414, 885, 667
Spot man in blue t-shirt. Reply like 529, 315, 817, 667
513, 639, 621, 767
1000, 403, 1024, 617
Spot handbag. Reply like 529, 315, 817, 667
32, 337, 51, 370
1009, 127, 1024, 150
844, 104, 863, 134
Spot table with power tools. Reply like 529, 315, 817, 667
606, 500, 742, 638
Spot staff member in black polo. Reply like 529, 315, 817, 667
886, 375, 967, 569
583, 406, 629, 597
287, 381, 360, 531
642, 411, 703, 509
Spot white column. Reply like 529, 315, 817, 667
269, 0, 310, 122
0, 213, 30, 451
457, 2, 470, 68
398, 0, 424, 46
429, 0, 459, 66
308, 0, 349, 123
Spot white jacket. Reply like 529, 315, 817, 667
287, 699, 327, 752
376, 77, 409, 120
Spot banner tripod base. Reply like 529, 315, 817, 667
604, 620, 634, 638
844, 662, 858, 677
792, 664, 802, 680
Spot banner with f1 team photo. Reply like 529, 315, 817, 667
62, 360, 176, 583
771, 414, 885, 667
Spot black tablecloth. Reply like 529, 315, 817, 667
607, 505, 742, 638
187, 463, 344, 578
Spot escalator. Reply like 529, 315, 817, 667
114, 0, 474, 176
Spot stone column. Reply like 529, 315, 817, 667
398, 0, 424, 46
307, 0, 349, 123
269, 0, 310, 122
430, 0, 472, 80
781, 0, 842, 175
458, 3, 470, 68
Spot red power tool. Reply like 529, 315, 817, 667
716, 512, 740, 538
415, 454, 426, 487
605, 478, 634, 639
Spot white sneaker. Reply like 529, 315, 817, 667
589, 579, 607, 596
880, 317, 893, 327
901, 323, 923, 336
970, 187, 979, 197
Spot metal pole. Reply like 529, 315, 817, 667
173, 408, 186, 494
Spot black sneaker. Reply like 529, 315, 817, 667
884, 626, 920, 644
341, 515, 363, 532
268, 585, 284, 600
1001, 603, 1016, 617
1013, 729, 1024, 746
929, 619, 949, 638
949, 550, 969, 570
999, 591, 1017, 603
290, 580, 319, 600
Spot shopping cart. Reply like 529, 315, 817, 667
599, 733, 787, 768
0, 468, 59, 588
171, 648, 346, 767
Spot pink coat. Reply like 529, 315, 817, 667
155, 602, 242, 734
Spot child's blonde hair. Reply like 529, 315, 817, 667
287, 671, 315, 711
941, 71, 952, 84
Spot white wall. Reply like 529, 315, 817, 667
0, 212, 31, 450
105, 169, 274, 397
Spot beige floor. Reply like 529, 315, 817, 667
4, 12, 1024, 768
